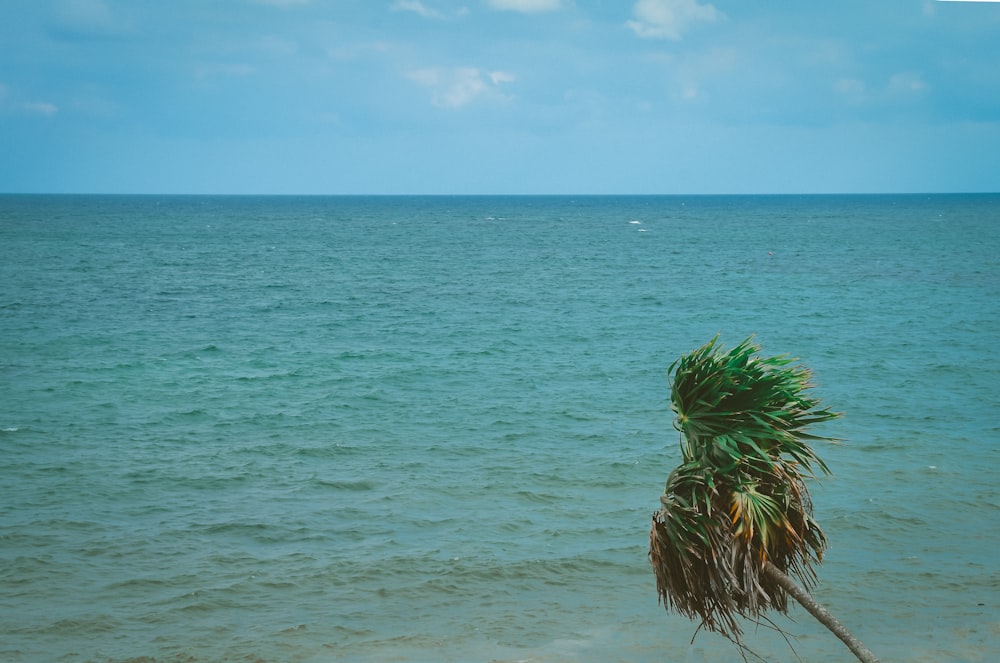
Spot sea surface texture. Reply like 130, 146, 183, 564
1, 194, 998, 662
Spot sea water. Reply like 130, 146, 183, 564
1, 194, 997, 662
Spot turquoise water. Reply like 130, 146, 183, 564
1, 194, 998, 662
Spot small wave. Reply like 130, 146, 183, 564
44, 615, 120, 634
332, 624, 376, 637
515, 489, 559, 504
316, 478, 379, 491
105, 577, 171, 591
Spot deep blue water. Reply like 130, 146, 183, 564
1, 194, 998, 662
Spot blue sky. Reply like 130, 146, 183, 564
1, 0, 999, 194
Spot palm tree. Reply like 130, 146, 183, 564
649, 336, 878, 663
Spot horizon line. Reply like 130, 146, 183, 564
2, 191, 998, 197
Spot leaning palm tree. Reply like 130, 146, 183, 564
649, 336, 878, 663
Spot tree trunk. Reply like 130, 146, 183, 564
762, 561, 879, 663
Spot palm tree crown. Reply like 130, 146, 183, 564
650, 335, 840, 642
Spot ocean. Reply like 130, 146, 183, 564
1, 194, 997, 662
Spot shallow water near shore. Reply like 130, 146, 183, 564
1, 194, 998, 662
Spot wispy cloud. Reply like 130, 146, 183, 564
644, 46, 739, 106
407, 67, 515, 108
833, 72, 928, 106
489, 71, 516, 85
0, 84, 59, 117
488, 0, 563, 13
23, 101, 60, 117
391, 1, 447, 20
626, 0, 722, 40
887, 71, 928, 96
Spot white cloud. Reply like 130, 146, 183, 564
23, 102, 59, 117
488, 0, 563, 13
490, 71, 516, 85
626, 0, 722, 40
391, 1, 446, 19
407, 67, 514, 108
0, 84, 59, 117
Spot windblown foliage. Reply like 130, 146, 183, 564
650, 336, 840, 644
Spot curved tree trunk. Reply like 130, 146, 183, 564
763, 561, 879, 663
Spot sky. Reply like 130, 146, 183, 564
1, 0, 999, 194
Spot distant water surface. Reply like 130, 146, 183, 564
1, 194, 998, 662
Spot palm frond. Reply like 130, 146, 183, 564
669, 335, 839, 475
